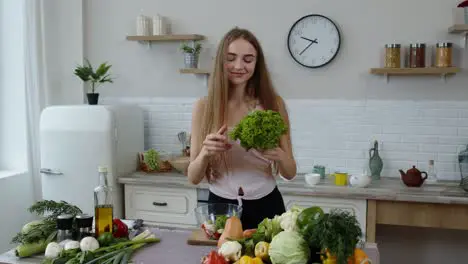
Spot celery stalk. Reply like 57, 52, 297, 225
15, 240, 47, 258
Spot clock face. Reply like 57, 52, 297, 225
287, 14, 341, 68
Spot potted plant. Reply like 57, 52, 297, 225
180, 41, 202, 69
74, 59, 114, 105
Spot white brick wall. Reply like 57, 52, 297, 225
102, 97, 468, 182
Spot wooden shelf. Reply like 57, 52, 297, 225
370, 67, 460, 76
449, 24, 468, 33
179, 68, 210, 74
370, 67, 460, 83
126, 34, 205, 41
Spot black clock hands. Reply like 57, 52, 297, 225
299, 42, 313, 55
301, 36, 318, 44
299, 36, 318, 55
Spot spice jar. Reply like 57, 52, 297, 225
384, 44, 401, 68
409, 43, 426, 68
75, 214, 94, 240
435, 42, 453, 67
56, 214, 74, 242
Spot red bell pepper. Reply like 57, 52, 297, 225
112, 219, 129, 238
202, 250, 227, 264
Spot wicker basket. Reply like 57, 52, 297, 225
138, 152, 173, 173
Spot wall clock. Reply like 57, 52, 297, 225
287, 14, 341, 68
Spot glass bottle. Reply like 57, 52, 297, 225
369, 140, 383, 180
426, 160, 438, 184
94, 166, 113, 237
56, 214, 74, 242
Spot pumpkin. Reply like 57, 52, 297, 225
217, 216, 243, 248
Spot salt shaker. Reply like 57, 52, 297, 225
56, 214, 74, 242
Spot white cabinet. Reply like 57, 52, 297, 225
124, 185, 198, 228
282, 194, 367, 241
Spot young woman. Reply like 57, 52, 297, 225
187, 27, 297, 229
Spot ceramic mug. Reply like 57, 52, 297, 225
313, 165, 326, 179
333, 172, 348, 186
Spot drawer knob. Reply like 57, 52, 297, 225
153, 202, 168, 206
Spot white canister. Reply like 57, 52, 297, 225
152, 14, 166, 35
136, 15, 151, 36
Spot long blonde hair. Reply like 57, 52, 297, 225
198, 27, 281, 182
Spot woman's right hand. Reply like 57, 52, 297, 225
201, 125, 232, 157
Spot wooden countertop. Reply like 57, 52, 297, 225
118, 171, 468, 205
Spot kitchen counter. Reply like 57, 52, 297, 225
0, 228, 380, 264
118, 171, 468, 205
119, 171, 468, 244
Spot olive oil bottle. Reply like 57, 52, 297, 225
94, 166, 113, 237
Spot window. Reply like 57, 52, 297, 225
0, 0, 28, 174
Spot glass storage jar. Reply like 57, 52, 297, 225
409, 43, 426, 68
435, 42, 453, 67
384, 44, 401, 68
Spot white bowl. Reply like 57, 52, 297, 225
305, 173, 321, 186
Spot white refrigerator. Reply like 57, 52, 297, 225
39, 105, 145, 219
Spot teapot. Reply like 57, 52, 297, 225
399, 166, 428, 187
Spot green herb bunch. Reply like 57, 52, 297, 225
11, 200, 82, 245
229, 110, 288, 151
305, 209, 363, 264
179, 41, 202, 55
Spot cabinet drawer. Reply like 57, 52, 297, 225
282, 195, 367, 241
124, 185, 197, 227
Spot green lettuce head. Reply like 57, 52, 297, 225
269, 230, 310, 264
229, 110, 288, 151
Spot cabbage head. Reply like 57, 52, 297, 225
269, 230, 310, 264
229, 110, 288, 151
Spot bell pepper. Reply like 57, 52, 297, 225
348, 248, 370, 264
202, 250, 228, 264
321, 249, 336, 264
238, 256, 264, 264
254, 241, 269, 261
112, 219, 129, 238
297, 206, 324, 232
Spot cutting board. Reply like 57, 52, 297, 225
187, 229, 218, 246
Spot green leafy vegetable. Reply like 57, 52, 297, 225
11, 200, 82, 245
215, 215, 228, 231
143, 149, 160, 171
252, 215, 282, 244
304, 209, 363, 264
229, 110, 288, 151
268, 230, 310, 264
41, 236, 160, 264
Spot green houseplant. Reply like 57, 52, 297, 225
74, 59, 114, 105
180, 41, 202, 68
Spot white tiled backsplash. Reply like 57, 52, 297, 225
102, 97, 468, 182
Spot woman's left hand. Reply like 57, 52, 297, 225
261, 147, 287, 163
